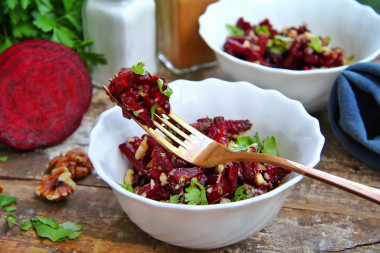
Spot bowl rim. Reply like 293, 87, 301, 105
199, 0, 380, 75
89, 78, 325, 211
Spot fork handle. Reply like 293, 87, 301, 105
222, 149, 380, 205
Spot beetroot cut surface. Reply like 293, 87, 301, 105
0, 39, 92, 150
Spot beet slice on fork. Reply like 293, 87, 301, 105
0, 39, 92, 150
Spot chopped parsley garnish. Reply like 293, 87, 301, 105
4, 205, 17, 212
131, 62, 149, 75
150, 103, 158, 121
267, 35, 294, 55
229, 132, 278, 156
261, 136, 278, 156
6, 214, 18, 228
255, 25, 270, 37
29, 217, 82, 241
170, 195, 180, 204
199, 123, 206, 131
309, 37, 323, 53
0, 156, 8, 162
253, 132, 263, 151
120, 184, 134, 193
229, 135, 256, 152
226, 23, 244, 37
0, 194, 17, 207
233, 184, 250, 201
163, 85, 173, 100
157, 77, 173, 99
157, 78, 164, 93
184, 178, 208, 205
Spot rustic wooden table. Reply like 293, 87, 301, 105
1, 61, 379, 253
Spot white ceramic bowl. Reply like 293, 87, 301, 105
88, 78, 324, 249
199, 0, 380, 112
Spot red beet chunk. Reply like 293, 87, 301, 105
108, 67, 171, 128
0, 39, 92, 150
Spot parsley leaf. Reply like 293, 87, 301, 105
185, 186, 202, 205
184, 179, 208, 205
120, 184, 134, 193
150, 103, 158, 121
4, 205, 17, 212
253, 132, 262, 151
131, 62, 149, 75
157, 78, 164, 93
163, 85, 173, 100
20, 220, 32, 231
233, 184, 250, 201
225, 23, 244, 37
261, 136, 278, 156
6, 214, 18, 228
170, 195, 179, 204
229, 136, 255, 152
0, 156, 8, 162
255, 25, 270, 36
31, 217, 82, 242
0, 194, 18, 207
309, 37, 323, 53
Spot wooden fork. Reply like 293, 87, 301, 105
103, 86, 380, 205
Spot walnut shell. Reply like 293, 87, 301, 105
48, 148, 94, 180
36, 167, 76, 202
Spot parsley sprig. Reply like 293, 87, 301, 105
0, 0, 106, 71
2, 193, 82, 241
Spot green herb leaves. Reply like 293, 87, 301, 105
184, 178, 208, 205
157, 77, 173, 100
226, 24, 244, 37
131, 62, 149, 75
0, 0, 106, 71
30, 217, 82, 241
120, 184, 134, 193
233, 184, 250, 201
2, 193, 82, 241
0, 156, 8, 162
229, 132, 278, 156
6, 215, 82, 242
0, 194, 17, 207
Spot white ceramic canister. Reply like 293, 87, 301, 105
82, 0, 157, 87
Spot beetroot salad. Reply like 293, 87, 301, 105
224, 18, 352, 70
107, 63, 291, 205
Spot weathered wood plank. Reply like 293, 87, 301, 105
0, 180, 379, 253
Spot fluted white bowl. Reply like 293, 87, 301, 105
199, 0, 380, 112
89, 78, 324, 249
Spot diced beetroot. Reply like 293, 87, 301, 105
265, 164, 291, 188
206, 176, 231, 204
228, 162, 240, 196
137, 179, 162, 198
207, 117, 228, 145
108, 67, 171, 128
151, 145, 173, 172
225, 119, 253, 135
119, 142, 147, 175
147, 167, 163, 181
168, 167, 203, 184
0, 39, 92, 150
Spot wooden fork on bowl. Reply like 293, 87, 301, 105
103, 86, 380, 205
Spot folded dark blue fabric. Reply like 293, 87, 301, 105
328, 62, 380, 170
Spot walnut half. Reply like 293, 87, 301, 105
48, 148, 94, 180
36, 167, 76, 202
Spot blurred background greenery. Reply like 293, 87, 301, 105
357, 0, 380, 13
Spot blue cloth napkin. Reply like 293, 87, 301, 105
328, 62, 380, 170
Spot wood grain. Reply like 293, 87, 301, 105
1, 61, 380, 252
